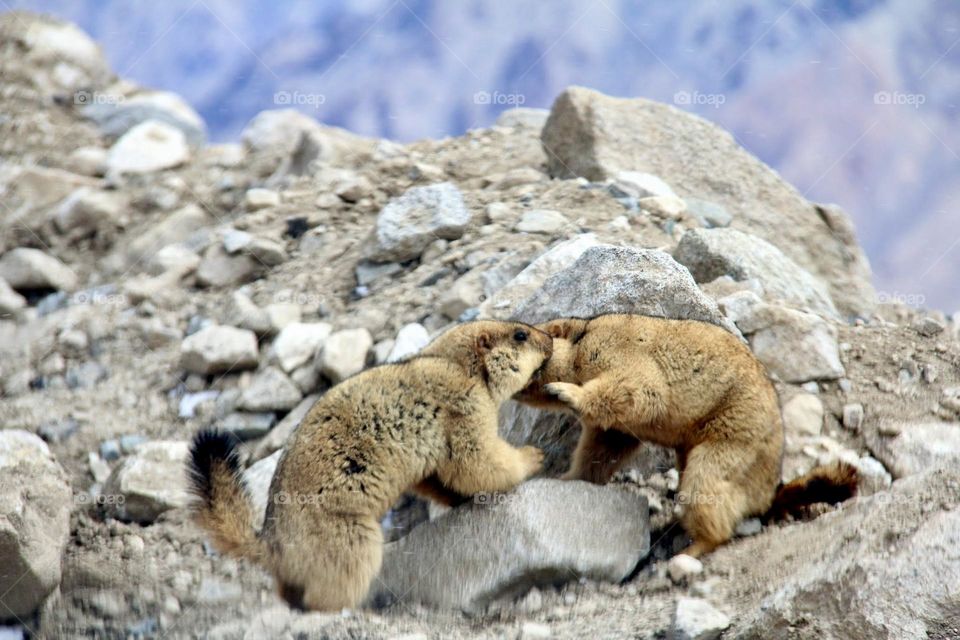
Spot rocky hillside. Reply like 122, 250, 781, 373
1, 12, 959, 640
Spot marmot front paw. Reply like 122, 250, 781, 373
544, 382, 584, 410
519, 445, 544, 476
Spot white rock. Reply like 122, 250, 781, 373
742, 304, 844, 382
387, 323, 431, 362
518, 622, 553, 639
782, 393, 824, 437
146, 244, 201, 277
0, 247, 78, 292
243, 450, 282, 529
107, 120, 190, 175
874, 422, 960, 479
20, 17, 110, 92
494, 107, 550, 129
239, 366, 302, 412
852, 455, 892, 496
672, 597, 730, 640
667, 554, 704, 583
439, 269, 486, 319
639, 195, 687, 218
271, 322, 333, 372
0, 430, 72, 618
514, 209, 569, 235
196, 245, 259, 288
264, 303, 301, 334
179, 325, 259, 375
613, 171, 678, 199
102, 441, 191, 523
717, 290, 762, 325
735, 517, 763, 537
82, 90, 206, 147
222, 229, 253, 254
244, 188, 280, 211
317, 328, 373, 383
366, 182, 470, 262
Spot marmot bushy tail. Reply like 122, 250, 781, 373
187, 320, 552, 612
766, 461, 858, 521
187, 430, 263, 562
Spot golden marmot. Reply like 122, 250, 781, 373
516, 314, 856, 557
188, 320, 552, 610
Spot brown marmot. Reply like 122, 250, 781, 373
515, 314, 856, 557
187, 320, 552, 611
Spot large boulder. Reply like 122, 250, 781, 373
540, 87, 874, 317
674, 228, 838, 319
365, 182, 470, 262
729, 467, 960, 639
511, 244, 736, 333
0, 430, 72, 620
372, 479, 649, 611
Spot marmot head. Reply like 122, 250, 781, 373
514, 318, 587, 408
422, 320, 553, 400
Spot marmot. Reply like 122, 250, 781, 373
515, 314, 857, 557
187, 320, 552, 611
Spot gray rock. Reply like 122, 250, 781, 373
102, 440, 190, 523
366, 182, 470, 262
82, 90, 206, 147
0, 431, 72, 618
251, 394, 318, 461
54, 187, 125, 237
372, 479, 649, 611
742, 305, 844, 382
219, 412, 277, 441
387, 323, 431, 362
179, 325, 259, 375
686, 198, 732, 228
871, 422, 960, 479
674, 228, 838, 318
439, 269, 486, 320
514, 209, 569, 235
511, 245, 736, 334
123, 204, 210, 268
842, 403, 864, 432
270, 322, 332, 372
671, 598, 730, 640
479, 234, 600, 320
239, 366, 302, 412
178, 390, 219, 419
355, 261, 402, 287
106, 120, 190, 175
221, 229, 252, 254
317, 328, 373, 383
196, 245, 260, 288
65, 361, 108, 389
0, 248, 78, 292
540, 87, 874, 317
245, 237, 287, 267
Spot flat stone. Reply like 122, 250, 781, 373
179, 325, 259, 375
102, 441, 191, 523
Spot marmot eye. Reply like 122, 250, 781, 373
513, 329, 528, 342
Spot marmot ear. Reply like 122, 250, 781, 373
475, 332, 492, 352
543, 322, 565, 339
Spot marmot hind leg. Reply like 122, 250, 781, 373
562, 426, 641, 484
677, 439, 756, 558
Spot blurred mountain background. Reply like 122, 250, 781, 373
9, 0, 960, 311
